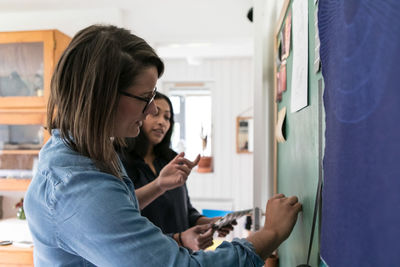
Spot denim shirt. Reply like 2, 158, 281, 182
24, 130, 264, 267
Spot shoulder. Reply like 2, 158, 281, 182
38, 134, 96, 182
120, 152, 147, 178
36, 133, 131, 197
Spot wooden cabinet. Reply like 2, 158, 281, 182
0, 109, 47, 191
0, 245, 33, 266
0, 30, 70, 267
0, 29, 70, 191
0, 30, 70, 109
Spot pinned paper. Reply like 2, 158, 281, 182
291, 0, 309, 112
276, 106, 287, 143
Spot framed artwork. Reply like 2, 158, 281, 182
236, 116, 253, 154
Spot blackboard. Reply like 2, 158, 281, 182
273, 0, 324, 266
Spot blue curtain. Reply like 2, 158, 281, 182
319, 0, 400, 266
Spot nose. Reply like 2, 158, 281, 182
156, 115, 166, 126
145, 100, 157, 116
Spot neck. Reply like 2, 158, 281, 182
144, 144, 155, 165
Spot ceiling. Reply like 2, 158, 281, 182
0, 0, 254, 55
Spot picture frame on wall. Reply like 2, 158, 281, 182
236, 116, 253, 154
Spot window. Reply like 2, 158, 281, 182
166, 83, 212, 160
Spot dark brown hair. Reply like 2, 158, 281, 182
47, 24, 164, 177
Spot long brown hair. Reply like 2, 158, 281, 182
47, 24, 164, 177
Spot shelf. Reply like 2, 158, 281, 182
0, 150, 40, 155
0, 245, 33, 266
0, 178, 31, 191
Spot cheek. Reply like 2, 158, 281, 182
118, 99, 141, 121
141, 123, 152, 137
142, 118, 156, 135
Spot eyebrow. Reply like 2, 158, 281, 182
156, 107, 171, 113
138, 91, 153, 98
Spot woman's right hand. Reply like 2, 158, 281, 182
157, 152, 200, 192
180, 224, 214, 251
263, 194, 302, 243
246, 194, 302, 260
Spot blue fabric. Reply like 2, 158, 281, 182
319, 0, 400, 266
24, 130, 264, 266
202, 209, 231, 218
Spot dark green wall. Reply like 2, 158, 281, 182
275, 1, 324, 266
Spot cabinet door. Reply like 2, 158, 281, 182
0, 111, 46, 180
0, 31, 55, 108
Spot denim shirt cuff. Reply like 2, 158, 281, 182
231, 238, 265, 266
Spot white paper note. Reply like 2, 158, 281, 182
291, 0, 309, 112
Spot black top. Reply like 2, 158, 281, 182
119, 152, 203, 234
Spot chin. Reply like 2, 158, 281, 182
147, 136, 161, 146
124, 127, 140, 138
132, 128, 140, 137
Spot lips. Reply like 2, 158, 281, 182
152, 128, 164, 135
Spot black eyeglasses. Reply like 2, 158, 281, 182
119, 87, 157, 113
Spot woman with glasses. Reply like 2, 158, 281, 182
118, 91, 235, 251
24, 24, 302, 267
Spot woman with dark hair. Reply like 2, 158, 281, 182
119, 92, 232, 251
24, 24, 302, 267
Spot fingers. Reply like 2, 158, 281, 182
293, 202, 302, 212
179, 158, 197, 169
198, 233, 214, 250
217, 221, 235, 237
200, 227, 214, 238
173, 154, 201, 169
287, 196, 299, 205
272, 194, 299, 206
273, 193, 286, 199
172, 152, 185, 162
198, 240, 214, 250
192, 154, 201, 166
171, 153, 184, 165
195, 224, 212, 233
198, 227, 214, 248
208, 217, 222, 224
220, 224, 233, 231
187, 225, 213, 250
183, 224, 218, 251
217, 229, 229, 237
176, 172, 188, 185
175, 164, 191, 176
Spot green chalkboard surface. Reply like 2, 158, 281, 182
273, 0, 324, 266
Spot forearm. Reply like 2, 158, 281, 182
246, 229, 280, 261
135, 180, 165, 209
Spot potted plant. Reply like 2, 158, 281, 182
197, 126, 212, 173
15, 198, 26, 220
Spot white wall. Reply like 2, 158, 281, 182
252, 0, 286, 228
0, 8, 123, 37
158, 58, 254, 213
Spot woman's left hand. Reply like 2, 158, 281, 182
197, 216, 237, 237
156, 152, 200, 192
